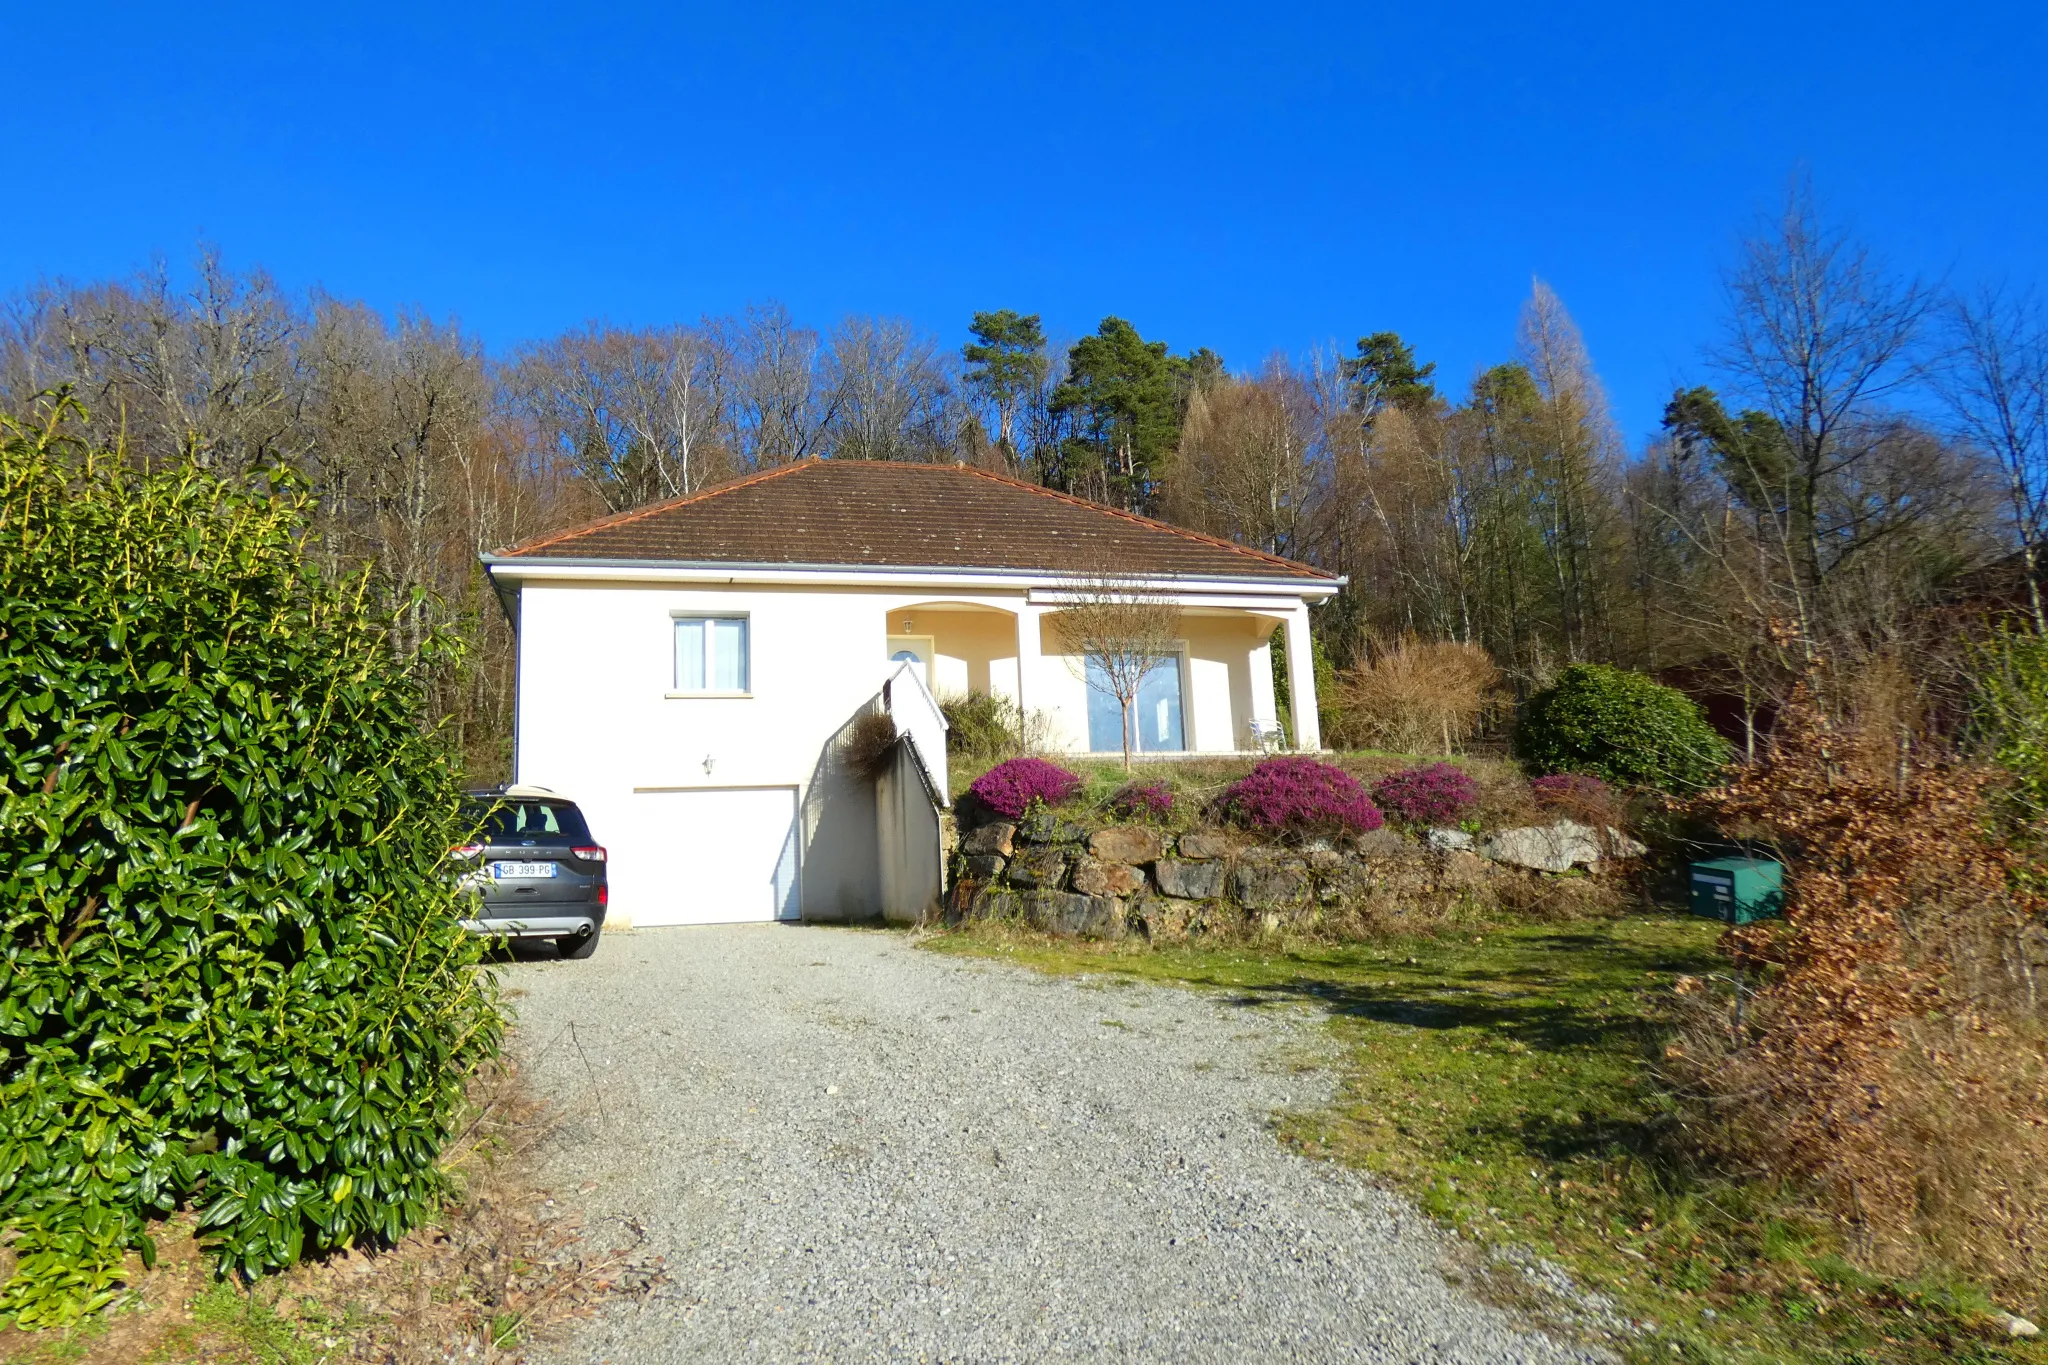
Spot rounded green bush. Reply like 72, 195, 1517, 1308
0, 402, 502, 1323
1514, 663, 1731, 793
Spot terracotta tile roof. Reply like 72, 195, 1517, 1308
492, 460, 1336, 582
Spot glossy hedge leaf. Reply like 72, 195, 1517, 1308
0, 398, 502, 1324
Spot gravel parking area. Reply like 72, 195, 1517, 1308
506, 925, 1607, 1364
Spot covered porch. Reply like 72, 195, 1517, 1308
881, 592, 1326, 757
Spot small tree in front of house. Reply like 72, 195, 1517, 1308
1056, 573, 1181, 772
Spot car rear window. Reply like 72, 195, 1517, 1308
466, 800, 592, 843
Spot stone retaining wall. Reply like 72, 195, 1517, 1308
945, 805, 1643, 941
945, 812, 1509, 942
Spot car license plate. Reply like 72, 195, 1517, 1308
491, 861, 557, 879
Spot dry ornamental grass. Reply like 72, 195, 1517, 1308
1329, 636, 1504, 755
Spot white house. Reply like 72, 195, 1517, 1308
483, 459, 1342, 929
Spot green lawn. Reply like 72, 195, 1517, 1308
925, 915, 2044, 1365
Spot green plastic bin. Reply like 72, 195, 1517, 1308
1688, 856, 1783, 924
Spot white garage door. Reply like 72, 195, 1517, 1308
617, 787, 800, 927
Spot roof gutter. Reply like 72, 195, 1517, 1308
480, 553, 1344, 597
487, 566, 521, 629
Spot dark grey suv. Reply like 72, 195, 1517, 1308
454, 786, 608, 958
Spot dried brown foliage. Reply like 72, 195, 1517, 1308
1490, 870, 1625, 921
1528, 776, 1625, 833
1668, 684, 2048, 1287
841, 709, 900, 782
1329, 635, 1505, 754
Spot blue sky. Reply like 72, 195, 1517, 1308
2, 2, 2041, 443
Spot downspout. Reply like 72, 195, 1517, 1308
486, 565, 522, 783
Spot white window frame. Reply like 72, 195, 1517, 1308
668, 612, 752, 697
1085, 641, 1192, 755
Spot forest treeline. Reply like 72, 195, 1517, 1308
5, 184, 2041, 775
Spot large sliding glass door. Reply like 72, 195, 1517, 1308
1086, 653, 1186, 753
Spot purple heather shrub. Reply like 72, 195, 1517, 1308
1222, 757, 1383, 835
1108, 780, 1175, 821
1530, 772, 1611, 809
1370, 763, 1479, 827
967, 757, 1084, 820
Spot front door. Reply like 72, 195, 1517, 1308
886, 635, 935, 688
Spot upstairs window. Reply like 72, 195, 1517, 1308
673, 615, 750, 693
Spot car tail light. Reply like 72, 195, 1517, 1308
597, 884, 608, 908
573, 845, 607, 863
450, 843, 484, 859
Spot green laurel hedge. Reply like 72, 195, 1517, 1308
1515, 663, 1732, 794
0, 401, 502, 1325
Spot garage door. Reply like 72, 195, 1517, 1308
617, 787, 800, 927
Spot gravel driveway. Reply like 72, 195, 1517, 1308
505, 925, 1607, 1364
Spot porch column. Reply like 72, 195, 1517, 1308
1282, 604, 1322, 752
1012, 601, 1050, 724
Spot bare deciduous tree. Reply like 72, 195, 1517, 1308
1518, 279, 1624, 663
0, 252, 607, 778
1053, 573, 1181, 771
710, 302, 837, 466
506, 323, 729, 512
1708, 178, 1936, 667
1164, 361, 1319, 560
822, 315, 957, 461
3, 250, 309, 474
1936, 284, 2048, 633
1614, 180, 2013, 748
